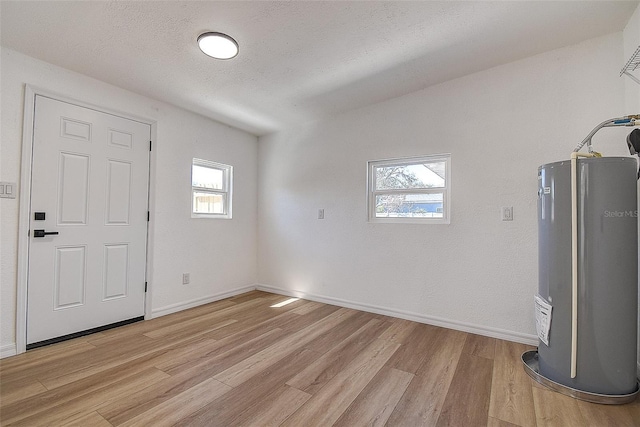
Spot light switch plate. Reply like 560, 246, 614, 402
0, 182, 17, 199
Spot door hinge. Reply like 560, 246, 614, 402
147, 211, 150, 222
145, 282, 148, 292
149, 140, 152, 151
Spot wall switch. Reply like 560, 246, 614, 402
0, 182, 16, 199
501, 206, 513, 221
182, 273, 190, 285
318, 209, 324, 219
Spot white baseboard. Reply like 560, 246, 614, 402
256, 284, 538, 346
151, 285, 257, 318
1, 343, 17, 359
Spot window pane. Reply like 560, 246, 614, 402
375, 162, 445, 190
193, 191, 225, 214
375, 193, 443, 218
192, 165, 224, 190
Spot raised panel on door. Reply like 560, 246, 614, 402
60, 117, 92, 142
108, 128, 133, 150
54, 245, 87, 309
57, 152, 90, 225
103, 244, 129, 300
105, 159, 132, 225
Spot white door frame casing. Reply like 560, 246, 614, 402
16, 85, 157, 354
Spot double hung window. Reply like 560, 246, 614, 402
368, 154, 450, 224
192, 158, 233, 219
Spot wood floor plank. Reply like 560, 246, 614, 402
214, 307, 358, 387
173, 347, 322, 426
204, 297, 292, 327
143, 317, 238, 342
384, 322, 440, 374
148, 337, 219, 370
118, 377, 232, 427
386, 328, 467, 426
0, 340, 96, 376
197, 300, 303, 341
463, 333, 498, 359
162, 329, 291, 383
487, 416, 521, 427
286, 318, 389, 394
52, 410, 113, 427
97, 367, 219, 425
277, 303, 342, 333
30, 333, 158, 388
202, 309, 297, 341
488, 341, 537, 427
302, 310, 380, 354
99, 328, 283, 424
576, 398, 638, 426
3, 367, 169, 426
0, 379, 47, 406
205, 303, 340, 341
39, 330, 213, 389
40, 322, 232, 391
332, 367, 414, 427
0, 344, 100, 390
377, 318, 418, 344
159, 327, 287, 376
291, 300, 323, 315
229, 385, 312, 427
141, 299, 265, 340
532, 385, 587, 426
227, 290, 275, 303
436, 352, 494, 426
627, 398, 640, 425
281, 338, 400, 426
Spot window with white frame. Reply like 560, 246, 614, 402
192, 158, 233, 218
368, 154, 450, 224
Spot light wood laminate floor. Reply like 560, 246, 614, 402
1, 291, 638, 426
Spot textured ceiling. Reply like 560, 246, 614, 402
1, 1, 638, 136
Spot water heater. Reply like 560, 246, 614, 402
523, 154, 639, 403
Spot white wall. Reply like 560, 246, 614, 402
1, 48, 258, 356
257, 32, 630, 344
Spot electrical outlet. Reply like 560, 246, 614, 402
318, 209, 324, 219
501, 206, 514, 221
182, 273, 190, 285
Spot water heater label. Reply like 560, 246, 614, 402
534, 295, 552, 346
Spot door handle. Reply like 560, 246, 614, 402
33, 229, 59, 238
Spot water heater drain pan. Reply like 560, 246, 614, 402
522, 350, 639, 405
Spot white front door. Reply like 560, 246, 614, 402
27, 95, 150, 345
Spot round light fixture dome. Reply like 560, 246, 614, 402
197, 32, 239, 60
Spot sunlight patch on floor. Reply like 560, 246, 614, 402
270, 297, 300, 308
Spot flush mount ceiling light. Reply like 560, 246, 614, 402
197, 32, 239, 60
